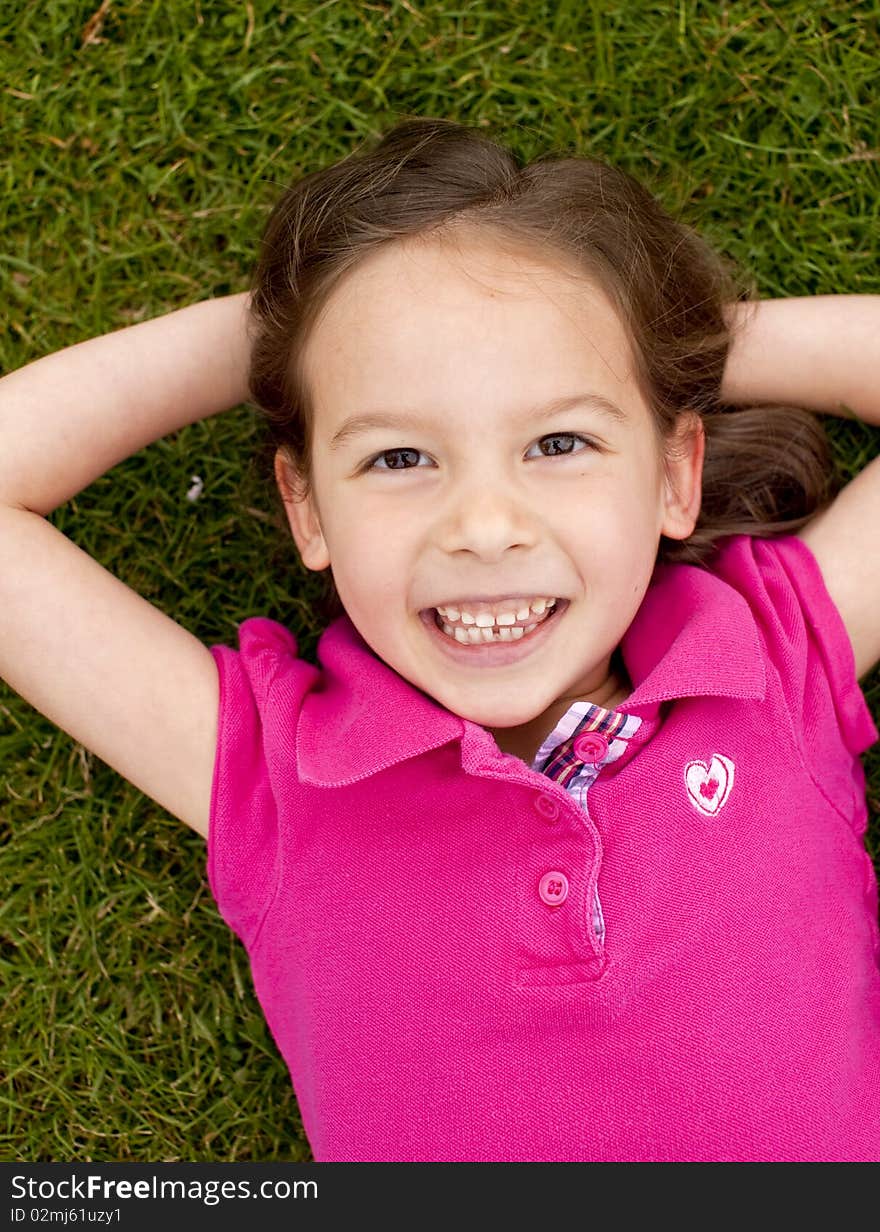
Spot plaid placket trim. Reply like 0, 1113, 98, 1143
535, 705, 632, 786
531, 702, 642, 946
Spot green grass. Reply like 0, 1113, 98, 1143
2, 0, 879, 1161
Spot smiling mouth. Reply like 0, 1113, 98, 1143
429, 599, 564, 644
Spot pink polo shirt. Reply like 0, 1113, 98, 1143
207, 533, 880, 1162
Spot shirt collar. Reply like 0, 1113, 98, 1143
618, 550, 766, 709
297, 553, 766, 787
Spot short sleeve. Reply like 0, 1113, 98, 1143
207, 616, 318, 949
711, 534, 878, 823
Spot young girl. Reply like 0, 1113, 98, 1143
2, 117, 879, 1163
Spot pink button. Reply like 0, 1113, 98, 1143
573, 732, 609, 763
538, 871, 569, 907
534, 795, 560, 821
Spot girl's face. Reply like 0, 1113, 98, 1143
277, 231, 703, 755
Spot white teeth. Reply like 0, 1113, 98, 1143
441, 620, 539, 644
432, 596, 560, 648
436, 597, 557, 625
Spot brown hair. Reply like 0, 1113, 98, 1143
248, 117, 840, 626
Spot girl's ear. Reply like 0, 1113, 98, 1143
660, 411, 705, 541
274, 449, 331, 571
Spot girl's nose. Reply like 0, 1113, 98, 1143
435, 480, 540, 561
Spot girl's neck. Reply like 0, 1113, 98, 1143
489, 658, 632, 765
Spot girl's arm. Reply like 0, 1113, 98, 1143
720, 294, 880, 682
0, 294, 253, 838
720, 295, 880, 426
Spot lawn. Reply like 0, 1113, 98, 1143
1, 0, 878, 1161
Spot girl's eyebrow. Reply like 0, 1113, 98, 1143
328, 393, 627, 451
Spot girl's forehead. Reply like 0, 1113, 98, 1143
333, 230, 607, 308
304, 234, 630, 387
302, 237, 649, 439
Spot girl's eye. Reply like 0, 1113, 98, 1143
366, 447, 431, 471
363, 433, 596, 472
525, 433, 596, 460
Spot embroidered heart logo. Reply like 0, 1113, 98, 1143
685, 754, 735, 817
